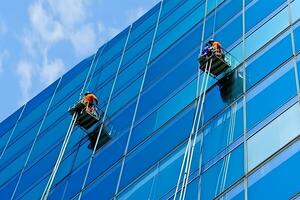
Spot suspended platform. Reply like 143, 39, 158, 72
87, 125, 111, 150
199, 54, 230, 77
68, 101, 100, 130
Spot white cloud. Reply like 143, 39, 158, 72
40, 58, 65, 85
126, 7, 147, 24
48, 0, 88, 28
0, 18, 7, 34
17, 61, 34, 104
29, 1, 64, 44
70, 23, 97, 57
0, 50, 9, 74
97, 22, 105, 33
22, 31, 40, 59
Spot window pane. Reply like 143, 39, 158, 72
145, 23, 201, 88
0, 106, 23, 137
117, 138, 200, 199
151, 3, 205, 61
247, 102, 300, 171
246, 32, 293, 89
200, 144, 244, 200
120, 105, 194, 190
215, 0, 243, 31
129, 79, 197, 151
215, 14, 242, 49
245, 7, 289, 58
157, 0, 202, 38
248, 139, 300, 200
291, 0, 300, 23
80, 163, 121, 200
245, 0, 286, 33
136, 50, 198, 125
294, 21, 300, 54
219, 182, 244, 200
246, 61, 297, 131
202, 99, 243, 165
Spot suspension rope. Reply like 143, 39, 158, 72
174, 58, 211, 200
0, 104, 27, 160
214, 102, 237, 196
40, 42, 105, 200
174, 0, 210, 197
179, 59, 212, 200
212, 0, 218, 38
79, 47, 104, 99
113, 1, 164, 198
148, 163, 160, 200
41, 112, 78, 200
85, 45, 107, 94
196, 0, 223, 199
11, 77, 63, 200
77, 24, 133, 200
54, 45, 107, 200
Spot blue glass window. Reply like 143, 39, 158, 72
246, 7, 289, 58
80, 162, 121, 200
246, 32, 293, 89
246, 61, 297, 131
248, 139, 300, 200
294, 21, 300, 54
248, 103, 300, 171
151, 2, 205, 61
291, 0, 300, 23
200, 144, 244, 200
145, 22, 201, 88
121, 105, 194, 190
245, 0, 287, 33
202, 99, 243, 165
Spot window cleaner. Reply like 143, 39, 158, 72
69, 92, 111, 150
198, 39, 230, 77
69, 92, 100, 130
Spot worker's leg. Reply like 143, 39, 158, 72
86, 102, 92, 113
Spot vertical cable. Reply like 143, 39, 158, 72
85, 45, 107, 93
214, 103, 236, 197
0, 103, 27, 159
174, 56, 210, 199
40, 42, 105, 200
212, 0, 218, 38
196, 0, 210, 199
288, 0, 300, 102
58, 44, 107, 200
11, 77, 63, 200
180, 58, 212, 200
77, 24, 133, 200
113, 1, 164, 198
79, 46, 103, 99
242, 0, 248, 200
60, 139, 81, 200
41, 112, 78, 200
148, 163, 160, 200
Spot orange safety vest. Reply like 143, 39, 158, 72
84, 94, 98, 104
212, 41, 222, 51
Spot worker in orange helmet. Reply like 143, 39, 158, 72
82, 92, 99, 114
208, 39, 223, 58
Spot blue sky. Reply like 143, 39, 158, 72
0, 0, 159, 122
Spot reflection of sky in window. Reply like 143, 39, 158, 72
248, 103, 300, 171
246, 7, 289, 58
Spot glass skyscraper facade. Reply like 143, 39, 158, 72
1, 0, 300, 199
